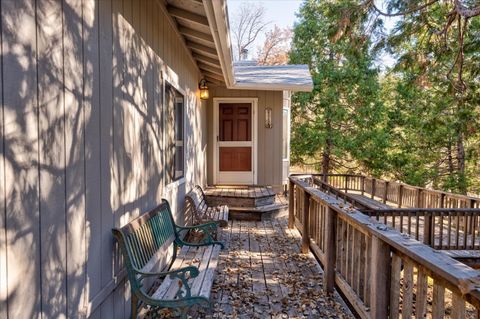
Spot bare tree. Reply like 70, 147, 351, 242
231, 3, 270, 61
257, 25, 292, 65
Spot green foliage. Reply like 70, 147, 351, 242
289, 0, 389, 176
378, 1, 480, 193
290, 0, 480, 195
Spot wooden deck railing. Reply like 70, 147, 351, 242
289, 175, 480, 319
323, 173, 480, 208
308, 174, 480, 251
364, 208, 480, 250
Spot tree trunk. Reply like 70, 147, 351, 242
456, 133, 466, 194
447, 142, 454, 175
322, 118, 332, 182
456, 97, 467, 194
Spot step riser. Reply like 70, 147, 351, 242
207, 195, 275, 208
230, 207, 288, 221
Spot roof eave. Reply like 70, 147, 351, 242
233, 83, 314, 92
203, 0, 236, 88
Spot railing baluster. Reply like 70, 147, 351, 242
288, 180, 295, 229
424, 212, 433, 246
301, 190, 311, 254
370, 235, 391, 319
324, 206, 337, 293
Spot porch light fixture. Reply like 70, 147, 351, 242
199, 78, 209, 100
265, 107, 272, 128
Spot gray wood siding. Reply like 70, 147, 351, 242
0, 0, 206, 318
206, 87, 284, 192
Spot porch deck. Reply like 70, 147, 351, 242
146, 216, 353, 318
211, 217, 352, 318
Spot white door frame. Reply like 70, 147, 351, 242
213, 97, 258, 185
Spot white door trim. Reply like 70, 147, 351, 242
213, 97, 258, 185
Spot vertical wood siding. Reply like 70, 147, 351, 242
0, 0, 205, 318
206, 87, 284, 192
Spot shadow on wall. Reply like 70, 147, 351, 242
0, 0, 204, 318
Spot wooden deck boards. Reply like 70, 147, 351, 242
148, 216, 352, 318
206, 217, 353, 318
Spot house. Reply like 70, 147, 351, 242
0, 0, 312, 318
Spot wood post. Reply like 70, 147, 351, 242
288, 180, 295, 229
370, 236, 391, 319
423, 212, 433, 246
344, 175, 349, 193
301, 191, 311, 254
361, 176, 365, 196
324, 207, 337, 293
398, 185, 403, 208
383, 181, 389, 204
440, 193, 446, 208
416, 189, 423, 208
371, 178, 376, 199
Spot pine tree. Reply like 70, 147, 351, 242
289, 0, 388, 177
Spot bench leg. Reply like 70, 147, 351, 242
173, 307, 188, 319
131, 294, 138, 319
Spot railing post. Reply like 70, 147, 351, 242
416, 189, 423, 208
370, 235, 391, 319
324, 206, 337, 293
398, 185, 403, 208
383, 181, 389, 204
371, 178, 376, 199
288, 180, 295, 229
440, 193, 446, 208
423, 212, 433, 246
344, 175, 349, 193
361, 176, 365, 196
301, 191, 311, 254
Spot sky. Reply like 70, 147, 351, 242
227, 0, 397, 68
227, 0, 302, 59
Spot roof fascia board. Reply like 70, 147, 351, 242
233, 83, 314, 92
203, 0, 235, 88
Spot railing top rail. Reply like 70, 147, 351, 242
289, 175, 480, 306
364, 208, 480, 214
297, 173, 480, 202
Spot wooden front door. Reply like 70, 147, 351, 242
215, 101, 256, 184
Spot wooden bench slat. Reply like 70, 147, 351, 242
161, 246, 205, 300
188, 246, 215, 297
200, 245, 222, 299
151, 245, 192, 300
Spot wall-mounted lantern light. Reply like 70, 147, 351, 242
199, 78, 209, 100
265, 107, 272, 128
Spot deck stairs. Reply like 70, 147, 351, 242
204, 185, 288, 221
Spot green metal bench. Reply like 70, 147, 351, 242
112, 200, 224, 318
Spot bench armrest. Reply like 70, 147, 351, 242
176, 223, 225, 249
138, 265, 199, 299
176, 221, 219, 231
136, 265, 199, 279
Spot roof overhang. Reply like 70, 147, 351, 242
163, 0, 313, 92
233, 64, 314, 92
